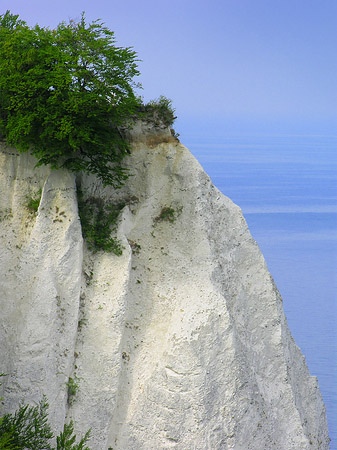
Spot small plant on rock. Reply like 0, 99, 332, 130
26, 189, 42, 213
66, 377, 79, 404
154, 205, 183, 224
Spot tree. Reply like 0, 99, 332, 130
0, 11, 141, 187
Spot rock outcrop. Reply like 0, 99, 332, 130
0, 125, 330, 449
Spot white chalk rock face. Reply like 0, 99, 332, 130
0, 130, 330, 449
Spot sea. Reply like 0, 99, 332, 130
183, 133, 337, 449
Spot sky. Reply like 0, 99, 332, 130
3, 0, 337, 137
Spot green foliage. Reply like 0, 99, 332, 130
0, 432, 14, 450
0, 11, 141, 187
56, 421, 90, 450
77, 317, 88, 329
78, 190, 124, 254
0, 380, 91, 450
139, 96, 177, 127
26, 189, 42, 213
0, 375, 13, 450
0, 396, 53, 450
66, 377, 79, 402
154, 205, 183, 224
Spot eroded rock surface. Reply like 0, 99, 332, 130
0, 131, 329, 449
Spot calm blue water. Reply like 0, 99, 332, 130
184, 134, 337, 448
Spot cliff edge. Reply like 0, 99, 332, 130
0, 125, 329, 449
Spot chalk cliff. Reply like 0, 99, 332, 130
0, 125, 330, 449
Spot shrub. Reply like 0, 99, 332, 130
138, 96, 177, 127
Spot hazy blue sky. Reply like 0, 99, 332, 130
5, 0, 337, 136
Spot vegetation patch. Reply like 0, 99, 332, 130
66, 376, 80, 404
78, 190, 124, 255
25, 189, 42, 214
77, 317, 88, 330
137, 96, 177, 127
154, 205, 183, 224
0, 382, 91, 450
